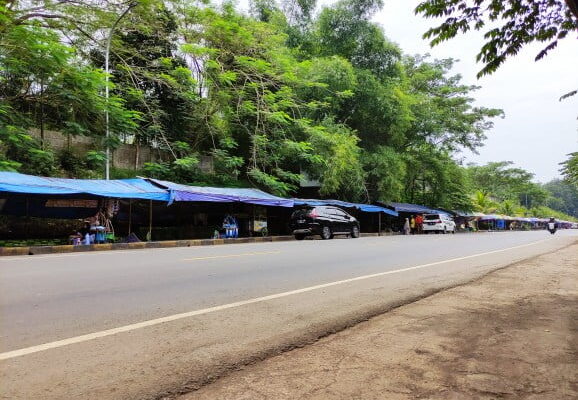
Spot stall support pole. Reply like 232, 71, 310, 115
128, 199, 132, 236
147, 200, 152, 241
378, 212, 382, 236
25, 198, 30, 238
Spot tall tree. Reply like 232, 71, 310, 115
543, 178, 578, 217
0, 3, 137, 174
467, 161, 549, 207
560, 152, 578, 186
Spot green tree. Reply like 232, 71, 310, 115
472, 190, 498, 213
560, 152, 578, 186
467, 161, 549, 207
0, 5, 137, 175
403, 56, 503, 152
543, 178, 578, 217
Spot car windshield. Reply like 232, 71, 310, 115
424, 214, 440, 220
291, 208, 313, 218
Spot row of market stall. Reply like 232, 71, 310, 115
0, 172, 400, 242
459, 213, 576, 231
0, 172, 575, 244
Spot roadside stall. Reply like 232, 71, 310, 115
379, 202, 451, 233
452, 211, 484, 231
477, 215, 503, 230
147, 179, 294, 239
0, 172, 170, 244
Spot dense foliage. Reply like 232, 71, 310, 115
560, 152, 578, 186
467, 162, 577, 220
0, 0, 574, 218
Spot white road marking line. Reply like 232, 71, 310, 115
0, 238, 552, 361
183, 251, 281, 261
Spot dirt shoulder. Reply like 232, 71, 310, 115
178, 243, 578, 400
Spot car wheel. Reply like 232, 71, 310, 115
294, 234, 305, 240
351, 225, 360, 238
321, 226, 332, 240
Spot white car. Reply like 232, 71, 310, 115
422, 213, 456, 234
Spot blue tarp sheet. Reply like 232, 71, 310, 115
385, 202, 448, 215
150, 179, 294, 207
293, 199, 398, 216
0, 172, 170, 202
357, 204, 398, 215
479, 214, 506, 221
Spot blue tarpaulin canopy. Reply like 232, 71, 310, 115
0, 172, 170, 202
385, 202, 448, 215
478, 214, 505, 221
149, 179, 294, 207
293, 199, 398, 216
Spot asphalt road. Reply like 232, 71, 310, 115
1, 230, 576, 400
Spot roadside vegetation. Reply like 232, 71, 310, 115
0, 0, 576, 221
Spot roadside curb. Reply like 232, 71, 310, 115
0, 232, 399, 257
0, 236, 293, 257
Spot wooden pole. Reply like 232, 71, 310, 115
378, 212, 382, 236
25, 198, 30, 238
148, 200, 152, 241
127, 199, 132, 236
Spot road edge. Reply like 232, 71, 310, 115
155, 239, 578, 400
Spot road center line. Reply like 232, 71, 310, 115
0, 238, 551, 361
182, 251, 281, 261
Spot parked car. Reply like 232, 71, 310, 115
290, 206, 360, 240
422, 213, 456, 234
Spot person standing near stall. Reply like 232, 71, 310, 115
410, 215, 416, 234
415, 214, 424, 234
403, 218, 411, 235
79, 222, 91, 245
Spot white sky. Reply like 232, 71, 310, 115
376, 1, 578, 183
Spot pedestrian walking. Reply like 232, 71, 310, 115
403, 218, 410, 235
410, 215, 416, 234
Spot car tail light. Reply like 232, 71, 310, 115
309, 210, 318, 218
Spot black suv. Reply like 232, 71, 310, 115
290, 206, 360, 240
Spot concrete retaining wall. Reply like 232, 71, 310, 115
29, 129, 165, 170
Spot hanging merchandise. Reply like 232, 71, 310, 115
94, 208, 115, 242
105, 199, 120, 218
222, 215, 239, 238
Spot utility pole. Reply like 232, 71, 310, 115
104, 2, 137, 180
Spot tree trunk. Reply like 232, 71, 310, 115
135, 141, 140, 170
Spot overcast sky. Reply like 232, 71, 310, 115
375, 1, 578, 183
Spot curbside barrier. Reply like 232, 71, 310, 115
0, 232, 400, 257
0, 247, 30, 256
0, 236, 295, 257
